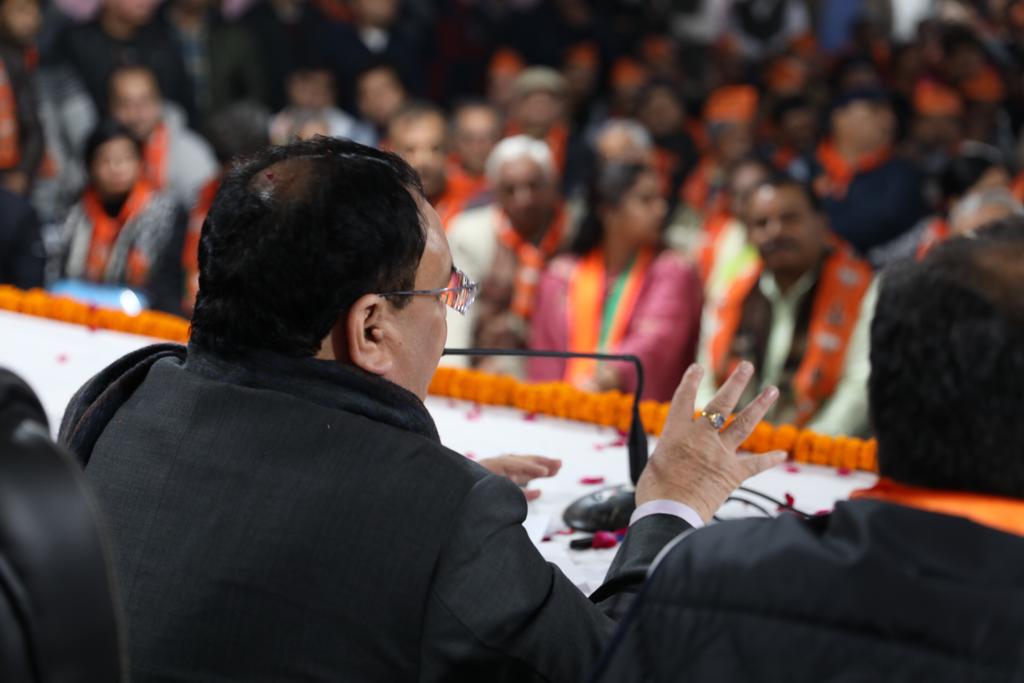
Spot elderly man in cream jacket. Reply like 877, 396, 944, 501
444, 136, 572, 375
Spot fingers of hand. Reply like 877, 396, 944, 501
703, 361, 754, 419
735, 450, 788, 481
523, 489, 542, 501
721, 385, 779, 452
663, 364, 703, 435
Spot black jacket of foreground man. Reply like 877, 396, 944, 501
59, 344, 690, 682
590, 500, 1024, 682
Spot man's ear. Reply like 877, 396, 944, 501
345, 293, 394, 376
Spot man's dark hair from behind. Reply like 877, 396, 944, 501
190, 136, 425, 356
870, 218, 1024, 498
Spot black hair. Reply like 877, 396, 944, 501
205, 101, 271, 166
84, 120, 142, 169
356, 57, 406, 90
190, 137, 426, 357
870, 218, 1024, 498
771, 95, 814, 124
749, 174, 823, 213
939, 144, 1007, 202
572, 162, 654, 255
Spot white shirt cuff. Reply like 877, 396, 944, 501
630, 499, 706, 530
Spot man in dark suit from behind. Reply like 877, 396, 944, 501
592, 220, 1024, 682
60, 137, 785, 681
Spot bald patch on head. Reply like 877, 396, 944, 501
248, 156, 322, 203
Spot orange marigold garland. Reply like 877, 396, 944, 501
0, 287, 878, 473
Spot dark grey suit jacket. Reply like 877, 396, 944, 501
60, 345, 690, 682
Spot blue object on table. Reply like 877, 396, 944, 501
49, 280, 149, 315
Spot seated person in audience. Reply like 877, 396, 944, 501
447, 99, 502, 208
355, 58, 408, 145
387, 101, 466, 230
0, 186, 44, 288
593, 222, 1024, 682
812, 88, 927, 257
528, 162, 702, 401
917, 142, 1012, 258
696, 156, 771, 303
53, 0, 193, 121
445, 135, 569, 374
108, 63, 217, 209
269, 65, 375, 147
636, 81, 698, 199
56, 121, 185, 312
181, 101, 270, 315
948, 187, 1024, 237
681, 85, 758, 227
902, 79, 966, 179
697, 176, 874, 436
159, 0, 267, 128
0, 0, 43, 197
60, 136, 784, 681
485, 47, 524, 114
507, 67, 570, 176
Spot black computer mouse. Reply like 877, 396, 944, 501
562, 484, 636, 532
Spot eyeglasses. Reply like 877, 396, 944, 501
378, 268, 480, 315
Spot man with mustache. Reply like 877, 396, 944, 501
696, 176, 875, 436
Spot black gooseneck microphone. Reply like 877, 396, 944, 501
441, 348, 649, 484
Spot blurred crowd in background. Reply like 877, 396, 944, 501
2, 0, 1024, 436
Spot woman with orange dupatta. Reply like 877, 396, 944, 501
58, 121, 186, 312
528, 162, 702, 401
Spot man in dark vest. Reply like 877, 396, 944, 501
60, 137, 784, 682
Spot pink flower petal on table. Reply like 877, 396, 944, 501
554, 528, 574, 536
592, 531, 618, 549
783, 464, 801, 474
541, 536, 552, 542
464, 452, 476, 460
836, 467, 852, 477
55, 353, 69, 364
523, 412, 538, 421
580, 476, 605, 485
465, 404, 483, 421
446, 399, 457, 408
815, 509, 831, 516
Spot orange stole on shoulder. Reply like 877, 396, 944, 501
853, 478, 1024, 537
82, 181, 155, 286
709, 245, 872, 425
564, 248, 653, 386
814, 140, 891, 199
497, 205, 566, 319
0, 58, 20, 170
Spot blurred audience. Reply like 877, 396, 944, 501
108, 63, 216, 208
355, 58, 407, 144
268, 64, 373, 146
528, 162, 702, 401
447, 98, 501, 207
55, 121, 185, 311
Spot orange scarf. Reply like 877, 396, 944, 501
0, 57, 20, 171
696, 211, 733, 285
853, 477, 1024, 537
81, 181, 154, 287
710, 244, 872, 426
143, 122, 169, 190
564, 248, 653, 386
681, 155, 728, 217
815, 140, 892, 199
915, 216, 949, 261
496, 205, 566, 319
181, 176, 220, 314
